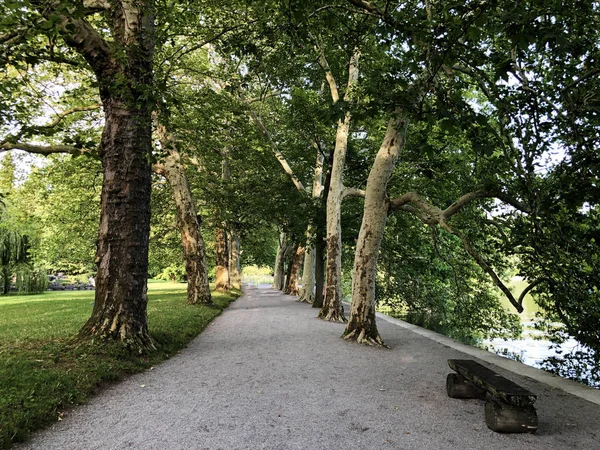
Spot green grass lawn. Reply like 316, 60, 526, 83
0, 282, 240, 449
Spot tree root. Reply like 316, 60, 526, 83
318, 308, 347, 323
343, 328, 388, 348
78, 328, 157, 354
297, 292, 314, 303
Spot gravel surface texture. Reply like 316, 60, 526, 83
16, 285, 600, 449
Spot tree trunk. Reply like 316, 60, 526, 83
273, 232, 288, 290
2, 266, 10, 294
154, 119, 212, 305
299, 234, 316, 303
312, 233, 326, 309
283, 242, 298, 293
285, 246, 304, 296
215, 224, 229, 292
299, 145, 324, 303
319, 48, 360, 323
343, 111, 408, 346
156, 144, 212, 305
313, 150, 331, 310
228, 229, 241, 289
35, 0, 156, 350
79, 99, 155, 350
319, 111, 351, 322
215, 148, 231, 292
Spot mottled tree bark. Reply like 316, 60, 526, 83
343, 111, 408, 346
299, 235, 316, 303
283, 242, 298, 293
154, 131, 212, 305
68, 0, 156, 350
318, 48, 360, 323
312, 236, 326, 309
313, 154, 332, 310
79, 98, 154, 349
319, 111, 350, 322
299, 145, 324, 303
273, 232, 288, 290
214, 149, 231, 291
228, 229, 241, 289
285, 246, 304, 296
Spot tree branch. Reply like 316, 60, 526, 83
389, 190, 525, 313
344, 47, 361, 102
17, 104, 101, 139
342, 187, 365, 199
442, 190, 531, 217
510, 55, 565, 118
238, 92, 306, 193
439, 219, 524, 313
82, 0, 111, 9
561, 67, 600, 93
152, 162, 166, 175
388, 191, 440, 223
0, 142, 91, 155
35, 3, 115, 80
314, 41, 340, 103
160, 20, 259, 78
347, 0, 382, 15
517, 278, 544, 307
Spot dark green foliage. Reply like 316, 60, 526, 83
377, 213, 521, 343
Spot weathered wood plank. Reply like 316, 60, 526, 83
446, 373, 486, 399
448, 359, 536, 408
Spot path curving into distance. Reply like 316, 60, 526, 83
16, 285, 600, 449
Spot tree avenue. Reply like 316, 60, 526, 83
1, 0, 599, 383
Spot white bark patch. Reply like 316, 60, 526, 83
121, 1, 141, 45
83, 0, 111, 9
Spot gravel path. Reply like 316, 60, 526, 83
17, 285, 600, 449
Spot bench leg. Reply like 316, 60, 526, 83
446, 373, 486, 399
484, 397, 538, 433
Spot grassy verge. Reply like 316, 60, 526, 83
0, 282, 240, 449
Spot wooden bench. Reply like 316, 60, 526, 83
446, 359, 538, 433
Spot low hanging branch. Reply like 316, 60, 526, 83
0, 142, 88, 155
517, 278, 545, 306
439, 219, 523, 313
389, 189, 532, 313
1, 104, 102, 156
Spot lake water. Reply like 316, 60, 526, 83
483, 327, 579, 368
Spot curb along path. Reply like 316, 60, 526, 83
16, 286, 600, 449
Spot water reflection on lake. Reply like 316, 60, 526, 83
484, 329, 581, 369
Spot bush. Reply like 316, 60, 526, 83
156, 264, 186, 282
